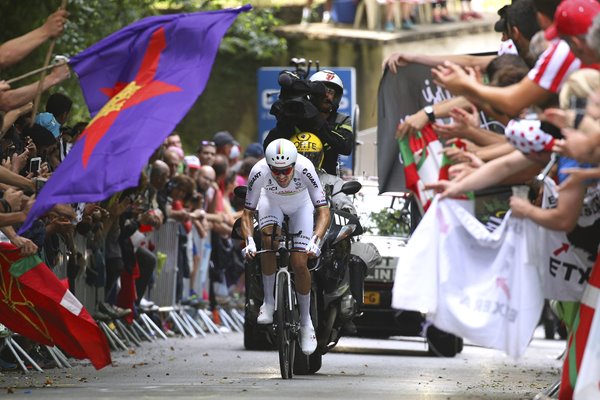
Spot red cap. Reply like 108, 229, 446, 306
545, 0, 600, 40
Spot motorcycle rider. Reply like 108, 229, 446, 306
240, 138, 330, 355
264, 70, 353, 177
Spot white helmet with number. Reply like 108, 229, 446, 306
265, 139, 298, 168
309, 70, 343, 111
309, 70, 344, 94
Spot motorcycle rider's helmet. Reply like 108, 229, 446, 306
309, 70, 343, 111
265, 138, 298, 169
290, 132, 324, 170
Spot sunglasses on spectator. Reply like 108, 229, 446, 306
269, 165, 294, 176
199, 140, 216, 147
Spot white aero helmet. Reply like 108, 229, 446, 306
265, 138, 298, 168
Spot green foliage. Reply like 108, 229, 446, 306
367, 208, 410, 237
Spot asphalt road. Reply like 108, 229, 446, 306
0, 328, 564, 399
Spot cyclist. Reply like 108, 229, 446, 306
240, 138, 330, 355
264, 70, 353, 177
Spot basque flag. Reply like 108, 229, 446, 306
0, 243, 111, 369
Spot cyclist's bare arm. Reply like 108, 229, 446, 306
313, 206, 330, 241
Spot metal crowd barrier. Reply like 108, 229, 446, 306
147, 220, 179, 307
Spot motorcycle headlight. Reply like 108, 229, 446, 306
332, 224, 357, 246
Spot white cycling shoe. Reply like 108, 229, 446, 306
300, 324, 317, 355
257, 303, 274, 324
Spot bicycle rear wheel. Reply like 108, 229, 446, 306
276, 272, 295, 379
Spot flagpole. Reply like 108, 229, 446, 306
6, 59, 67, 85
29, 0, 68, 126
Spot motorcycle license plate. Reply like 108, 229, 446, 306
363, 291, 380, 305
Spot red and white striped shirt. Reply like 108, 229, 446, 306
527, 39, 581, 93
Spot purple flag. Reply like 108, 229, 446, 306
20, 6, 250, 233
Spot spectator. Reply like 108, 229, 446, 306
212, 130, 236, 159
243, 142, 264, 159
196, 139, 217, 167
301, 0, 332, 25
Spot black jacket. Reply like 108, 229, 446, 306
264, 112, 353, 175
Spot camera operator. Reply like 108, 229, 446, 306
264, 69, 353, 177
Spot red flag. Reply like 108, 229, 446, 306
116, 260, 140, 324
0, 243, 111, 369
559, 257, 600, 399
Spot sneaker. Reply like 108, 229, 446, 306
401, 20, 414, 30
300, 324, 317, 355
468, 11, 483, 19
139, 297, 155, 308
256, 303, 274, 324
441, 15, 455, 23
99, 302, 132, 319
0, 323, 10, 338
384, 21, 395, 32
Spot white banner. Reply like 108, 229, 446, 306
537, 178, 599, 301
392, 196, 544, 358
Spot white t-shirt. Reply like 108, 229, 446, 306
245, 154, 327, 210
527, 39, 581, 93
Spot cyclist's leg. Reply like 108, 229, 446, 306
287, 201, 317, 355
256, 195, 284, 324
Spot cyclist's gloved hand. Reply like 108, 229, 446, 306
242, 237, 257, 259
306, 235, 321, 258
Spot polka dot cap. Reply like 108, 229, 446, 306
504, 119, 555, 154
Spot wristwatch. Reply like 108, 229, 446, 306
423, 105, 436, 123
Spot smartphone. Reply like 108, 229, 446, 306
29, 157, 41, 175
35, 177, 47, 194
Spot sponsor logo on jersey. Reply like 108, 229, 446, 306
302, 168, 319, 188
247, 171, 262, 191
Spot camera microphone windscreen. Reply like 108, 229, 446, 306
278, 72, 293, 88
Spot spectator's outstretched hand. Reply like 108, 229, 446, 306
42, 9, 69, 39
424, 180, 460, 199
553, 128, 597, 162
441, 146, 470, 164
47, 63, 70, 85
0, 81, 10, 92
396, 111, 428, 139
448, 163, 476, 182
559, 167, 600, 189
3, 187, 23, 212
11, 236, 37, 256
383, 53, 414, 74
542, 108, 570, 129
431, 62, 472, 96
11, 148, 30, 174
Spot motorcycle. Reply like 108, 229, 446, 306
293, 180, 371, 374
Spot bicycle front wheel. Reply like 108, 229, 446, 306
276, 272, 295, 379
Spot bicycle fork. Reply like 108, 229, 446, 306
274, 267, 299, 334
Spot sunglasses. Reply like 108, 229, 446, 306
199, 140, 216, 147
269, 165, 294, 176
